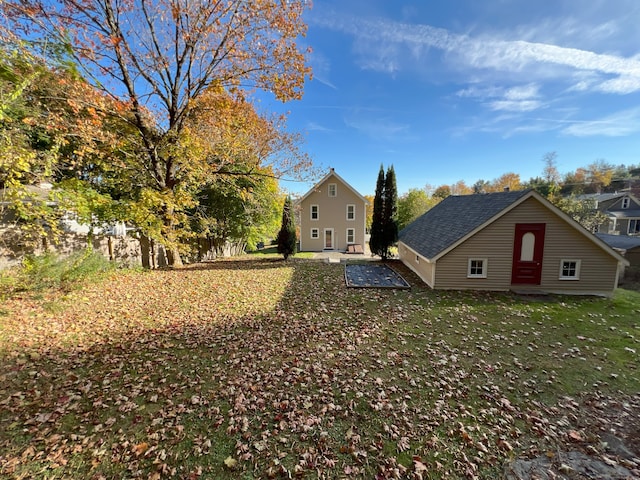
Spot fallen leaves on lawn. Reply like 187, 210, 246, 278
1, 259, 639, 478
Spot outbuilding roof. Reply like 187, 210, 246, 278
399, 189, 530, 259
399, 189, 627, 265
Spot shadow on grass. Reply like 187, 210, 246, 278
1, 258, 639, 479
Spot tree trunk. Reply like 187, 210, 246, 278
166, 246, 184, 268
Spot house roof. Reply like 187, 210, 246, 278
608, 209, 640, 219
576, 192, 626, 202
296, 168, 369, 205
399, 189, 628, 265
596, 233, 640, 252
399, 189, 530, 260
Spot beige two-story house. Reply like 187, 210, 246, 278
296, 169, 368, 252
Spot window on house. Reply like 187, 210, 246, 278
622, 197, 630, 209
311, 228, 319, 239
346, 204, 355, 220
415, 255, 420, 264
310, 205, 319, 220
346, 228, 355, 244
559, 259, 581, 280
467, 258, 487, 278
629, 219, 640, 234
328, 183, 337, 197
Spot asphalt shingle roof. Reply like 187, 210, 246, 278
398, 189, 531, 259
595, 233, 640, 251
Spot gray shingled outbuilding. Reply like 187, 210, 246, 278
398, 189, 628, 297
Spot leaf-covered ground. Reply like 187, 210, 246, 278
1, 259, 639, 479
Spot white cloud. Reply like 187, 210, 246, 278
312, 11, 640, 95
456, 83, 544, 112
562, 108, 640, 137
343, 114, 410, 140
488, 99, 543, 112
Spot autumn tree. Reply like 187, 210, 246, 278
363, 194, 374, 232
432, 185, 451, 200
2, 0, 312, 267
489, 172, 522, 192
450, 180, 473, 196
586, 160, 614, 193
276, 196, 296, 260
0, 46, 133, 248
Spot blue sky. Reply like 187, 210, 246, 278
267, 0, 640, 197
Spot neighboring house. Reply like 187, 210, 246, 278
596, 233, 640, 270
578, 192, 640, 236
296, 168, 368, 252
398, 189, 628, 297
1, 183, 141, 269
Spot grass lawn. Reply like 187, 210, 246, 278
1, 258, 639, 479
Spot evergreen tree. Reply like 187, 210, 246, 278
382, 165, 398, 258
369, 165, 386, 258
276, 196, 297, 260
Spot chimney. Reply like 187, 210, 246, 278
503, 186, 510, 192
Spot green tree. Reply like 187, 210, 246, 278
369, 165, 386, 258
277, 196, 296, 260
397, 188, 432, 231
192, 167, 281, 256
551, 196, 607, 232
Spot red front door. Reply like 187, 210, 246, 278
511, 223, 545, 285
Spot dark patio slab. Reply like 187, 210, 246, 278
344, 264, 410, 289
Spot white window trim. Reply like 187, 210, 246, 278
328, 183, 337, 197
629, 219, 640, 234
346, 228, 355, 244
310, 204, 319, 221
310, 228, 319, 239
346, 204, 356, 221
467, 258, 488, 278
559, 259, 581, 280
622, 197, 630, 209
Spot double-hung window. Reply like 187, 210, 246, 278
467, 258, 487, 278
311, 228, 319, 239
629, 219, 640, 234
328, 183, 337, 197
346, 204, 355, 221
310, 204, 319, 220
346, 228, 355, 244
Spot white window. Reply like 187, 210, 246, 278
622, 197, 630, 209
467, 258, 487, 278
559, 259, 581, 280
310, 228, 319, 239
629, 219, 640, 234
328, 183, 337, 197
310, 204, 319, 220
346, 228, 355, 244
346, 204, 355, 220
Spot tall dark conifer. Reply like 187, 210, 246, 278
277, 196, 297, 260
369, 165, 386, 258
382, 165, 398, 258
